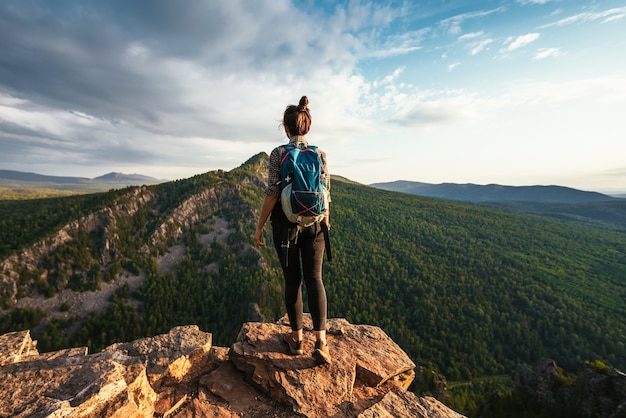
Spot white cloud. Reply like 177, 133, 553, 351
363, 29, 428, 59
533, 47, 563, 60
505, 33, 540, 51
389, 90, 485, 129
373, 67, 406, 88
457, 31, 493, 55
517, 0, 551, 5
459, 31, 484, 41
541, 7, 626, 28
500, 76, 626, 106
470, 39, 494, 55
438, 7, 505, 35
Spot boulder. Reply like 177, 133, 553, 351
0, 349, 156, 417
229, 315, 447, 417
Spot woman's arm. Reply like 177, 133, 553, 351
254, 194, 278, 247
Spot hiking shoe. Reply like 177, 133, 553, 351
284, 334, 303, 355
313, 340, 331, 364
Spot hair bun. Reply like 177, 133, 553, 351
298, 96, 309, 111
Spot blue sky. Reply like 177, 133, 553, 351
1, 1, 625, 192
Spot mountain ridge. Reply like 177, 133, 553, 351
0, 169, 165, 186
370, 180, 616, 202
370, 180, 626, 230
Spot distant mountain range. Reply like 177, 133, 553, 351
0, 169, 165, 187
370, 180, 618, 202
371, 180, 626, 229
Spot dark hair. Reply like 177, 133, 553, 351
283, 96, 311, 136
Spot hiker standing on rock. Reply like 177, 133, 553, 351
254, 96, 332, 364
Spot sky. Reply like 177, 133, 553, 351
1, 0, 625, 193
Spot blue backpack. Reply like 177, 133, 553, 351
280, 143, 328, 227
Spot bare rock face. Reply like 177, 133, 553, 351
0, 331, 156, 417
0, 330, 39, 367
231, 316, 417, 417
103, 325, 213, 389
0, 320, 465, 418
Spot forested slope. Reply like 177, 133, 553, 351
327, 181, 626, 379
1, 153, 625, 386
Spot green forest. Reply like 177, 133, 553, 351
1, 154, 625, 417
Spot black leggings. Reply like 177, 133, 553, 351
272, 222, 327, 332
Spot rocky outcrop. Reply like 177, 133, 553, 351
144, 184, 233, 253
512, 357, 626, 418
0, 318, 465, 418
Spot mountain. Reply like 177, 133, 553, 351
1, 153, 625, 416
370, 180, 615, 202
370, 180, 626, 230
0, 169, 165, 187
0, 169, 91, 184
92, 171, 167, 185
0, 169, 167, 199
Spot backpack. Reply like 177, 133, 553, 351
280, 143, 329, 227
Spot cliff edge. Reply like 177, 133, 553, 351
0, 316, 464, 417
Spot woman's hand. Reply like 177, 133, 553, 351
254, 195, 278, 248
254, 229, 265, 248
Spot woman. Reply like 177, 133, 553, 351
253, 96, 331, 364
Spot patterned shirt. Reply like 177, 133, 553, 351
265, 135, 330, 199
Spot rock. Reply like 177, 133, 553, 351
358, 390, 465, 418
247, 302, 265, 322
103, 325, 213, 388
0, 319, 465, 418
512, 357, 626, 418
0, 330, 39, 367
0, 348, 156, 417
229, 315, 448, 417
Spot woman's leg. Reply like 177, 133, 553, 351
300, 224, 331, 363
299, 224, 327, 336
273, 224, 304, 334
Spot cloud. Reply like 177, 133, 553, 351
362, 29, 429, 59
1, 2, 318, 135
517, 0, 551, 5
388, 74, 626, 133
541, 6, 626, 28
0, 1, 398, 176
457, 31, 493, 55
372, 67, 406, 88
388, 90, 484, 129
497, 76, 626, 108
471, 39, 494, 55
459, 32, 484, 41
504, 33, 540, 51
438, 7, 505, 35
533, 47, 563, 60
